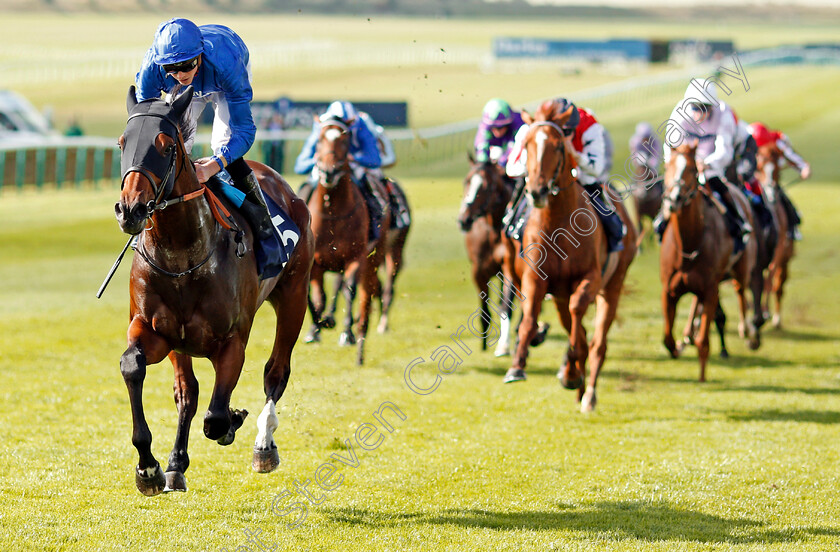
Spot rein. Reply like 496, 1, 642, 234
135, 224, 223, 278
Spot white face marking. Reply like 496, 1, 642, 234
324, 128, 343, 142
535, 129, 548, 167
465, 173, 483, 203
674, 153, 687, 183
255, 399, 279, 450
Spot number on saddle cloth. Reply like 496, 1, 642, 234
211, 171, 301, 280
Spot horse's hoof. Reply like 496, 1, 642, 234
216, 408, 248, 446
494, 344, 510, 357
503, 368, 526, 383
530, 322, 550, 347
253, 446, 280, 473
304, 329, 320, 344
322, 315, 336, 330
748, 336, 760, 350
720, 349, 730, 359
580, 387, 597, 413
558, 373, 584, 390
339, 331, 356, 346
163, 471, 187, 492
772, 314, 782, 329
135, 464, 166, 496
377, 318, 389, 334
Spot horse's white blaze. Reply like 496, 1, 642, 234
674, 153, 687, 184
466, 173, 483, 203
535, 129, 548, 167
324, 128, 343, 143
459, 173, 484, 216
255, 399, 278, 450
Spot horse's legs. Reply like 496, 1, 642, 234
662, 291, 679, 359
696, 291, 719, 383
305, 265, 327, 343
204, 338, 247, 445
581, 281, 623, 413
476, 279, 491, 352
340, 261, 361, 347
120, 320, 171, 496
714, 300, 729, 359
162, 351, 198, 492
564, 279, 594, 393
253, 275, 310, 473
733, 277, 759, 349
680, 296, 700, 352
378, 230, 407, 334
494, 277, 515, 357
355, 257, 383, 365
551, 294, 578, 388
322, 273, 343, 330
772, 261, 789, 329
506, 276, 546, 383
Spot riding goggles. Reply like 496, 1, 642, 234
162, 57, 199, 75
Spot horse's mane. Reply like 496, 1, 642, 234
165, 85, 197, 145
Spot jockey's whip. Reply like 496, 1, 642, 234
782, 176, 802, 189
96, 235, 134, 298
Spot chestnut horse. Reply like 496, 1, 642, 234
660, 144, 758, 382
304, 118, 390, 365
458, 157, 514, 356
115, 86, 314, 495
755, 143, 795, 329
501, 100, 637, 412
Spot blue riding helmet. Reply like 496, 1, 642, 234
319, 100, 358, 124
481, 98, 513, 128
553, 97, 580, 136
152, 18, 204, 65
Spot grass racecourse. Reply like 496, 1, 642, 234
1, 12, 840, 552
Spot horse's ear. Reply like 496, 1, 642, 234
556, 105, 575, 127
521, 110, 533, 125
170, 86, 194, 119
127, 86, 138, 113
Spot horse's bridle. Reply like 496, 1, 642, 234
463, 164, 503, 220
528, 121, 574, 196
315, 120, 351, 188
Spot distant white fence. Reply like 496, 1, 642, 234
1, 45, 837, 190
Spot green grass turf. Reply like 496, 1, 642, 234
1, 14, 840, 552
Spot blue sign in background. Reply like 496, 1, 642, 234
494, 38, 652, 61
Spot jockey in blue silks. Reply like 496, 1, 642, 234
134, 18, 273, 241
295, 101, 388, 240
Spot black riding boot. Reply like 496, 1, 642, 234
502, 177, 526, 227
228, 162, 274, 242
359, 176, 386, 241
708, 177, 751, 240
779, 190, 802, 240
297, 178, 316, 204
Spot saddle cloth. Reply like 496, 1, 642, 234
211, 172, 301, 280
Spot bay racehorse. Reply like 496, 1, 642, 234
628, 158, 664, 249
320, 177, 411, 335
458, 156, 516, 356
304, 118, 390, 365
755, 143, 795, 329
660, 143, 758, 382
501, 100, 637, 412
115, 86, 314, 495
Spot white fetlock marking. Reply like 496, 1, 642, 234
255, 400, 278, 450
495, 316, 511, 357
139, 466, 158, 478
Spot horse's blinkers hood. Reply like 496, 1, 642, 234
122, 85, 192, 201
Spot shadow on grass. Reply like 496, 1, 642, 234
725, 408, 840, 424
764, 327, 839, 342
714, 384, 840, 396
323, 500, 839, 544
